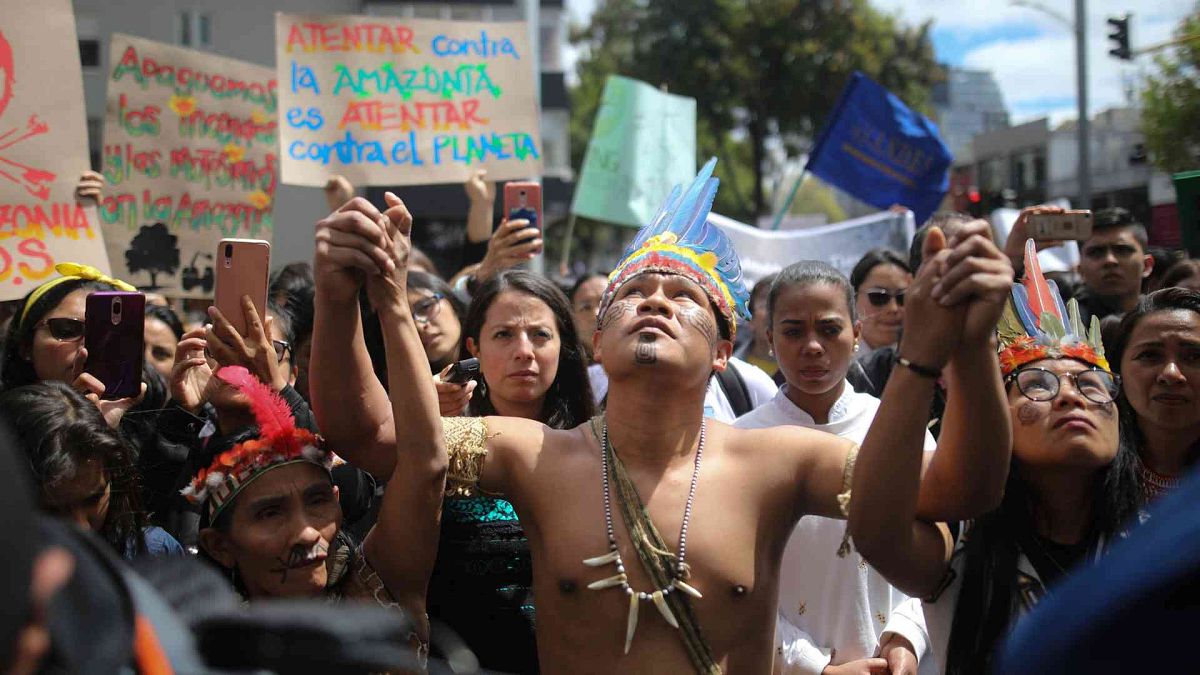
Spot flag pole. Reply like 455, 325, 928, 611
768, 169, 806, 231
559, 211, 578, 274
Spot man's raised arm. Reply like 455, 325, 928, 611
362, 192, 448, 627
310, 197, 400, 478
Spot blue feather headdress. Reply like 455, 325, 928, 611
597, 158, 751, 339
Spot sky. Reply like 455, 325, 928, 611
563, 0, 1195, 126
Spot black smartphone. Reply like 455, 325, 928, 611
445, 357, 480, 385
84, 291, 145, 400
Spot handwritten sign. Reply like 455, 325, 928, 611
276, 14, 542, 187
0, 0, 109, 300
572, 75, 696, 228
101, 34, 276, 297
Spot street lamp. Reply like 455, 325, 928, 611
1010, 0, 1091, 209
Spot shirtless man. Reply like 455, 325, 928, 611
310, 171, 1013, 672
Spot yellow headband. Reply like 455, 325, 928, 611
19, 263, 136, 327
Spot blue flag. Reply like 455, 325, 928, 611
805, 72, 953, 225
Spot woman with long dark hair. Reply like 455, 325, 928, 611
1109, 287, 1200, 500
426, 269, 593, 673
856, 242, 1142, 673
0, 381, 182, 558
849, 248, 911, 354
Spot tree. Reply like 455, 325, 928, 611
125, 222, 179, 290
1141, 5, 1200, 174
570, 0, 942, 221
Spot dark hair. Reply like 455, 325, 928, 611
944, 366, 1141, 673
849, 248, 911, 292
0, 277, 118, 392
568, 273, 609, 305
145, 303, 184, 341
1159, 259, 1200, 292
767, 260, 857, 328
0, 382, 148, 556
1092, 207, 1148, 251
1110, 287, 1200, 471
909, 212, 975, 272
266, 298, 295, 346
269, 261, 314, 299
749, 273, 776, 314
462, 270, 595, 429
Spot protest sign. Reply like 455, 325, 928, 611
571, 75, 696, 228
806, 72, 952, 225
0, 0, 109, 300
276, 14, 542, 187
100, 34, 277, 297
709, 210, 916, 285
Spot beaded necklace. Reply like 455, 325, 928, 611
582, 419, 706, 654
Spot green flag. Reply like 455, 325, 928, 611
571, 75, 697, 228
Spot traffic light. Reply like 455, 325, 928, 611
1108, 14, 1132, 61
967, 187, 983, 218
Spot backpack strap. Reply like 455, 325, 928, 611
716, 363, 752, 418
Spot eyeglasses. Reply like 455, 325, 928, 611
35, 317, 85, 341
1007, 367, 1121, 404
271, 339, 291, 365
411, 293, 444, 324
863, 288, 906, 308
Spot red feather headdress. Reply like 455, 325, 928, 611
181, 366, 330, 520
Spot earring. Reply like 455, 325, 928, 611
854, 340, 860, 351
767, 347, 774, 357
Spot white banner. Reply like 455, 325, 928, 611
709, 210, 916, 285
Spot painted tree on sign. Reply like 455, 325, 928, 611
126, 222, 179, 290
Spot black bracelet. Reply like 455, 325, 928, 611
896, 355, 941, 379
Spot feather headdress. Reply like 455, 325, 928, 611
997, 239, 1109, 375
181, 366, 330, 520
597, 157, 750, 339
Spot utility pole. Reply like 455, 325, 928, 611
1075, 0, 1091, 209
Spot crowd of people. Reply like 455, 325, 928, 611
2, 159, 1199, 674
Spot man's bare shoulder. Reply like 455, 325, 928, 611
719, 420, 850, 457
482, 415, 595, 462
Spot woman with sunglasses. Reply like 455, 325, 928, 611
852, 242, 1142, 673
1109, 287, 1200, 501
0, 263, 146, 426
734, 261, 935, 675
850, 249, 911, 355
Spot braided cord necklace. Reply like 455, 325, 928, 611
582, 419, 706, 654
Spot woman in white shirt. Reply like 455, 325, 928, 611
735, 260, 935, 675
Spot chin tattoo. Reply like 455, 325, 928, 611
635, 333, 658, 364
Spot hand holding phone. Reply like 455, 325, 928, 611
434, 358, 479, 416
1027, 210, 1093, 242
214, 239, 270, 337
444, 357, 480, 385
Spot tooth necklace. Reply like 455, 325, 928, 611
583, 419, 705, 654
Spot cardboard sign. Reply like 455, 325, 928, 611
100, 34, 277, 297
277, 13, 542, 187
0, 0, 109, 300
572, 75, 696, 228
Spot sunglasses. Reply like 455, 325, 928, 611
35, 317, 86, 341
863, 288, 906, 308
1006, 367, 1121, 405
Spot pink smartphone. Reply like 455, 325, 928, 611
503, 182, 543, 231
84, 291, 145, 400
214, 238, 270, 336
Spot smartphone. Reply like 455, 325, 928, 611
84, 291, 145, 400
503, 182, 543, 231
444, 357, 480, 385
214, 238, 270, 336
1028, 210, 1093, 241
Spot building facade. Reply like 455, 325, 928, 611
71, 0, 570, 275
932, 67, 1010, 164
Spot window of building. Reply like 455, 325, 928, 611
450, 5, 483, 20
179, 10, 213, 48
78, 39, 100, 68
413, 5, 443, 19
